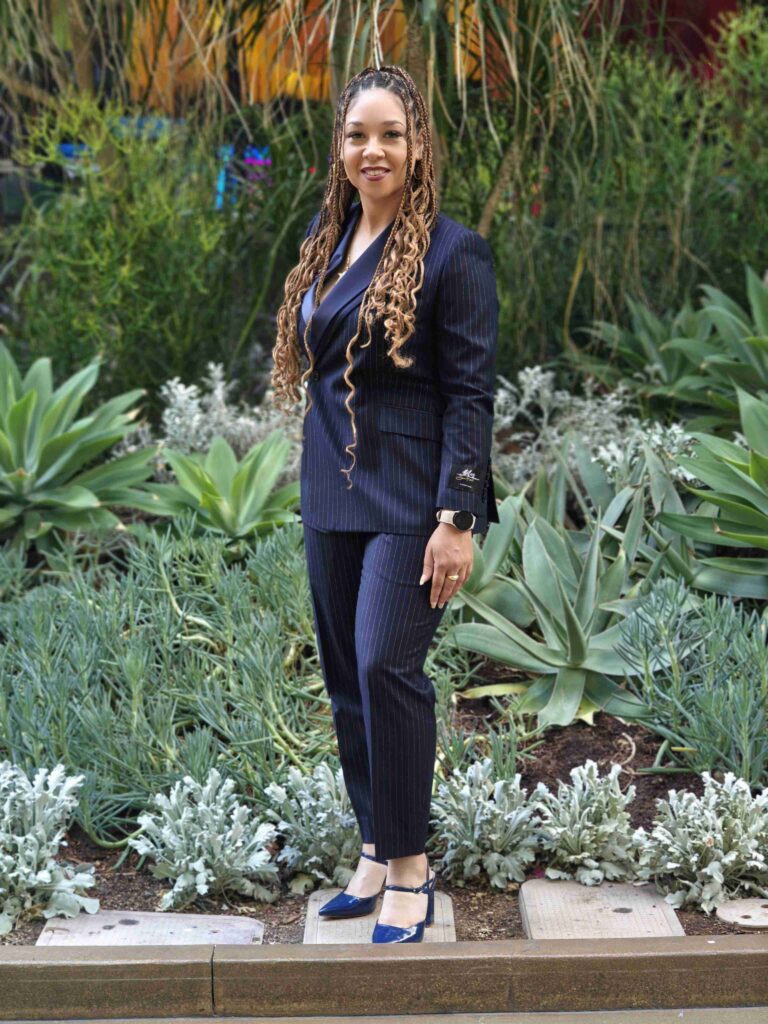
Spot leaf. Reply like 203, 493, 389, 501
449, 620, 559, 673
556, 574, 587, 665
538, 668, 587, 728
204, 436, 239, 495
737, 388, 768, 455
33, 485, 100, 509
6, 390, 37, 466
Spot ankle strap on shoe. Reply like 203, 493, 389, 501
360, 850, 388, 864
384, 878, 432, 895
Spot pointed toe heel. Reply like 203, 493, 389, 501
371, 861, 437, 944
318, 849, 388, 920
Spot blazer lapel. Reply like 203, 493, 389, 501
298, 203, 395, 362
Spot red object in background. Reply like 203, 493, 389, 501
587, 1, 741, 80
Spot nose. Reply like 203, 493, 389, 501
363, 140, 386, 162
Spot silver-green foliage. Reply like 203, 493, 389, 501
264, 763, 360, 894
533, 761, 640, 885
128, 767, 279, 911
634, 773, 768, 913
618, 578, 768, 787
0, 522, 335, 844
427, 758, 540, 889
0, 762, 99, 935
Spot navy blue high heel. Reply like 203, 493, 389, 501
318, 850, 389, 919
371, 860, 436, 943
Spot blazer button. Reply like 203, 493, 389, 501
311, 370, 320, 380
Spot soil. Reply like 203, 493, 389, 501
1, 699, 755, 947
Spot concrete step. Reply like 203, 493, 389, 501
8, 1009, 768, 1023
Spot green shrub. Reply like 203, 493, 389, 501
1, 95, 314, 413
0, 761, 99, 935
427, 758, 540, 889
264, 763, 360, 894
533, 760, 641, 885
634, 773, 768, 913
128, 767, 279, 911
618, 577, 768, 787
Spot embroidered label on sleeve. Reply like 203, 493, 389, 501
449, 462, 484, 494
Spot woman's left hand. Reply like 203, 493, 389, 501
419, 524, 473, 608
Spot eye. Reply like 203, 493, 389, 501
346, 131, 402, 139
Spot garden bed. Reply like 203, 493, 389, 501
0, 708, 750, 947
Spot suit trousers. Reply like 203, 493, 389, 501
303, 525, 448, 860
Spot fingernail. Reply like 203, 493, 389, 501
419, 574, 426, 585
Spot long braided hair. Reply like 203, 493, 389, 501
270, 65, 438, 490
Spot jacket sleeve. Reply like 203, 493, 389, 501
433, 228, 499, 517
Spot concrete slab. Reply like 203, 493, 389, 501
303, 887, 455, 943
716, 899, 768, 931
520, 879, 684, 939
35, 909, 263, 946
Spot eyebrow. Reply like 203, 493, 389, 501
346, 120, 405, 127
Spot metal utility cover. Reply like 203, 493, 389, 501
36, 909, 264, 945
520, 878, 684, 939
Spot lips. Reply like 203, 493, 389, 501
362, 168, 389, 178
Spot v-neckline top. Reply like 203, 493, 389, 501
310, 203, 395, 313
298, 202, 398, 358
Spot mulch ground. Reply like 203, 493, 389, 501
1, 695, 755, 946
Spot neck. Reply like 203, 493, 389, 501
354, 194, 401, 236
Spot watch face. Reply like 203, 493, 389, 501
453, 510, 474, 530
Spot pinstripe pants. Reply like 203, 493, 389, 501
303, 525, 447, 860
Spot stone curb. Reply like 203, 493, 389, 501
0, 935, 766, 1019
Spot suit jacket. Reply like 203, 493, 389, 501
296, 200, 500, 536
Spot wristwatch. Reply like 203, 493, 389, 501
436, 508, 476, 531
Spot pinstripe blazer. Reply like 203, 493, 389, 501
296, 200, 500, 536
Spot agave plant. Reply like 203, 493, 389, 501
654, 387, 768, 592
0, 342, 157, 545
147, 433, 300, 546
575, 266, 768, 430
458, 494, 535, 626
450, 513, 652, 729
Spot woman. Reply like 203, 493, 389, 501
271, 65, 499, 943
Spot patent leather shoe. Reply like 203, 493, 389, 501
318, 850, 388, 919
371, 859, 436, 943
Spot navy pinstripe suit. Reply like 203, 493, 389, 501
297, 201, 499, 859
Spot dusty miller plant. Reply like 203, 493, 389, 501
0, 762, 99, 935
593, 420, 697, 484
427, 758, 541, 889
263, 763, 361, 894
634, 772, 768, 913
533, 760, 641, 884
128, 767, 279, 911
493, 366, 695, 489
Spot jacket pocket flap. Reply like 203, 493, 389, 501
376, 404, 443, 441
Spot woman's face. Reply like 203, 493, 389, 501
342, 87, 423, 203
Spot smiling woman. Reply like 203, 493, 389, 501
270, 65, 499, 948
